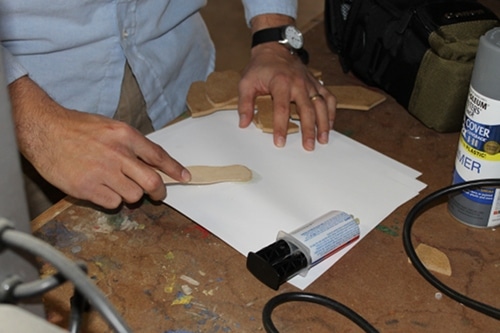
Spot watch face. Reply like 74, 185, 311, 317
284, 25, 303, 50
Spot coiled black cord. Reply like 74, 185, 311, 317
262, 292, 379, 332
402, 178, 500, 320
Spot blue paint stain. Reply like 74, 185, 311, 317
71, 245, 82, 254
35, 220, 87, 248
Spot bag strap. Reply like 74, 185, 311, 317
334, 0, 364, 72
324, 0, 352, 54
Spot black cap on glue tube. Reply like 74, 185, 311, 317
246, 210, 360, 290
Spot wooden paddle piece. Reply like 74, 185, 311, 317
157, 165, 252, 185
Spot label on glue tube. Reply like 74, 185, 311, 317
450, 87, 500, 227
278, 210, 360, 266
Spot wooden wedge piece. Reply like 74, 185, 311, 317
186, 81, 218, 117
157, 165, 252, 185
327, 85, 386, 111
413, 243, 452, 276
187, 81, 238, 118
205, 70, 241, 107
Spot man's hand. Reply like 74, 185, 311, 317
9, 76, 191, 209
238, 14, 336, 151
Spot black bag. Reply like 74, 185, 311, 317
325, 0, 499, 132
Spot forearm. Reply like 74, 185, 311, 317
8, 76, 65, 167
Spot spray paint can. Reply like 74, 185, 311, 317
448, 27, 500, 228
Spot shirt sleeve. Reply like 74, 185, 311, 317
241, 0, 298, 27
1, 46, 29, 85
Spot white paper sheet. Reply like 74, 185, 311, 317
148, 112, 426, 290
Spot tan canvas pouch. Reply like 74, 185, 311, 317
408, 19, 498, 132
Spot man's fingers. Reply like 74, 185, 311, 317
293, 89, 319, 151
237, 80, 257, 129
132, 136, 191, 183
309, 93, 330, 144
318, 85, 337, 130
120, 159, 166, 202
309, 85, 336, 144
80, 184, 124, 210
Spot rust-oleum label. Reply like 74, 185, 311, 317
450, 87, 500, 227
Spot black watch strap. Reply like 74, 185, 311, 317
295, 48, 309, 65
251, 27, 283, 48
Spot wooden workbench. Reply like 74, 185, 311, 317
32, 19, 499, 333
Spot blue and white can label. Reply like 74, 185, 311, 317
449, 87, 500, 228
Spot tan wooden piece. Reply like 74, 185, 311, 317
157, 165, 252, 185
205, 70, 240, 107
187, 71, 386, 129
413, 243, 452, 276
186, 81, 217, 117
327, 85, 386, 111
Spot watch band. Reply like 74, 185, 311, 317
295, 48, 309, 65
251, 27, 284, 48
251, 26, 309, 64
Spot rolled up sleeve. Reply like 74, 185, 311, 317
1, 46, 28, 84
241, 0, 298, 26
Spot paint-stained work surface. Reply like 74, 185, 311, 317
34, 199, 277, 332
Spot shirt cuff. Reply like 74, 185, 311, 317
1, 46, 29, 85
241, 0, 298, 27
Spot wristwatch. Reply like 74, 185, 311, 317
251, 25, 309, 64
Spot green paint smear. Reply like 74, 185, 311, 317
106, 213, 126, 229
376, 225, 398, 237
341, 129, 354, 137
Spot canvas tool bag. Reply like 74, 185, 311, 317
325, 0, 498, 132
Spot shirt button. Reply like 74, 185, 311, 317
122, 30, 129, 38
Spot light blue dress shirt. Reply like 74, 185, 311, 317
0, 1, 297, 129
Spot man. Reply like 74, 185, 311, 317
0, 1, 336, 218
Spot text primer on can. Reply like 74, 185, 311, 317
448, 27, 500, 228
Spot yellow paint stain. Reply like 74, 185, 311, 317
171, 295, 193, 306
202, 289, 214, 296
164, 275, 176, 293
40, 265, 57, 279
164, 251, 175, 260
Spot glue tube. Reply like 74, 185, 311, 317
246, 210, 360, 290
